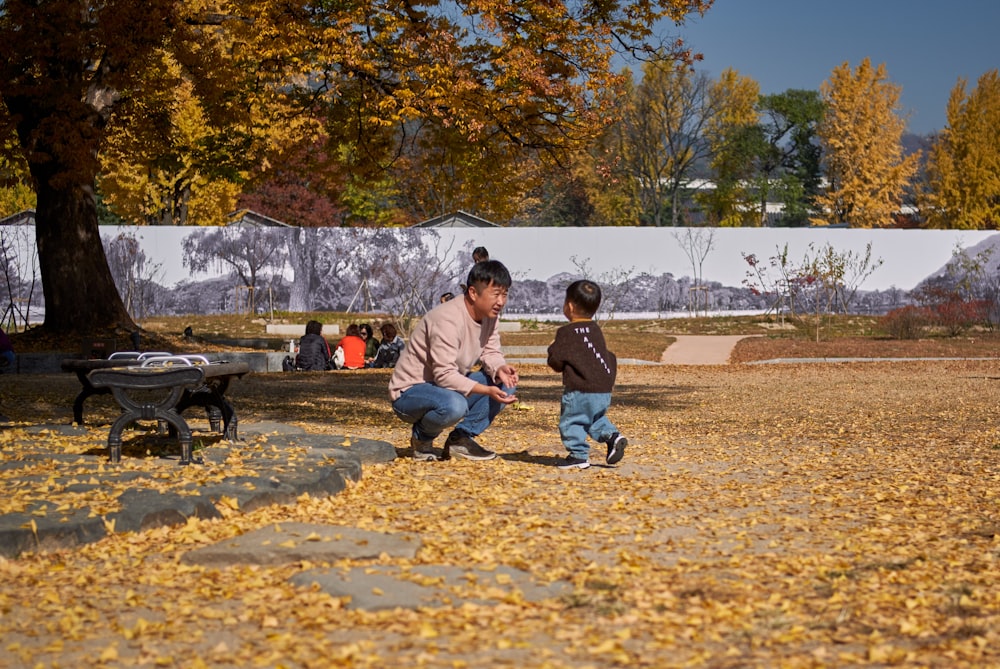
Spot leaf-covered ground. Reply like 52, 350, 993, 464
731, 335, 1000, 364
3, 354, 1000, 666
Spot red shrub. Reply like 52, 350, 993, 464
880, 305, 931, 340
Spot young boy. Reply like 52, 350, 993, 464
546, 280, 627, 469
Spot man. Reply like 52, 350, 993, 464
389, 260, 518, 461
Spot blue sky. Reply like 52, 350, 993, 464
672, 0, 1000, 135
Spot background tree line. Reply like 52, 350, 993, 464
5, 57, 996, 234
3, 41, 999, 236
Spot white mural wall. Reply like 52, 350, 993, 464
125, 226, 995, 292
6, 225, 1000, 320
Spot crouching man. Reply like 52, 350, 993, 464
388, 260, 519, 461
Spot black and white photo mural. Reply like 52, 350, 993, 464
4, 225, 1000, 323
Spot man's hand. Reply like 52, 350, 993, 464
496, 364, 519, 388
488, 385, 518, 405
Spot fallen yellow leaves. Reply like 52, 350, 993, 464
2, 363, 1000, 666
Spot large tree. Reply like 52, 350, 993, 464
0, 1, 177, 333
922, 69, 1000, 229
814, 58, 918, 228
756, 89, 824, 226
619, 64, 717, 226
697, 68, 760, 226
0, 0, 711, 334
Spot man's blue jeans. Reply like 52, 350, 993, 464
391, 370, 516, 442
559, 391, 618, 459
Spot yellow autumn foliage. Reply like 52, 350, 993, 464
703, 68, 762, 226
815, 58, 918, 228
922, 69, 1000, 229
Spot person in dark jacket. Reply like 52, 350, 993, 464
360, 323, 380, 364
546, 280, 627, 470
295, 320, 331, 371
370, 323, 405, 368
0, 327, 13, 370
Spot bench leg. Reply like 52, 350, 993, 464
107, 415, 126, 464
177, 384, 240, 442
156, 410, 198, 465
206, 405, 223, 433
105, 409, 196, 464
105, 386, 197, 465
72, 372, 112, 425
176, 417, 197, 465
225, 413, 239, 441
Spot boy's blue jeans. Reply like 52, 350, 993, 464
391, 370, 515, 442
559, 391, 618, 460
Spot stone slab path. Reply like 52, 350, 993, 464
0, 423, 397, 558
182, 521, 570, 612
181, 522, 421, 567
291, 563, 572, 611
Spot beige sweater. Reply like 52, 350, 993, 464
388, 296, 507, 400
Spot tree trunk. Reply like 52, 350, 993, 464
287, 240, 310, 312
34, 180, 136, 334
287, 229, 319, 312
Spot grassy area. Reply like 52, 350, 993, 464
139, 312, 886, 339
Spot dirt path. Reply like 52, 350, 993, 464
660, 334, 756, 365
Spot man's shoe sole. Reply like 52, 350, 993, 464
449, 447, 497, 461
413, 451, 440, 461
558, 460, 590, 470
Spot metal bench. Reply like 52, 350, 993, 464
85, 355, 250, 465
61, 351, 172, 425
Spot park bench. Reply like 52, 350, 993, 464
62, 351, 173, 425
74, 354, 249, 465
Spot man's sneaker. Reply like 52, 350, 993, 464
557, 456, 590, 470
444, 431, 497, 461
605, 433, 627, 465
411, 436, 442, 461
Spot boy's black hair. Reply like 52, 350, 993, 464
467, 259, 512, 292
472, 246, 490, 263
305, 319, 324, 336
565, 280, 602, 317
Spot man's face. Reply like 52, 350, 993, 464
467, 281, 508, 321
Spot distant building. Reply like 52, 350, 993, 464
411, 211, 500, 228
0, 210, 35, 226
3, 208, 302, 228
226, 209, 294, 228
